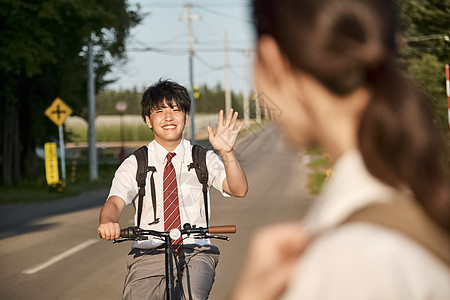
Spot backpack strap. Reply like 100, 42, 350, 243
133, 146, 158, 228
344, 197, 450, 268
189, 145, 210, 227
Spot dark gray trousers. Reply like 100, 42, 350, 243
123, 244, 220, 300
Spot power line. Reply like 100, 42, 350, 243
148, 32, 187, 46
195, 55, 224, 70
128, 47, 188, 55
128, 46, 255, 54
136, 1, 251, 8
195, 4, 253, 24
195, 55, 252, 69
130, 36, 254, 48
128, 36, 187, 55
195, 39, 255, 47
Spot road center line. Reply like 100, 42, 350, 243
22, 239, 99, 275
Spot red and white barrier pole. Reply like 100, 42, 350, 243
446, 64, 450, 128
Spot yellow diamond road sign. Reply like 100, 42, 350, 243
45, 97, 72, 126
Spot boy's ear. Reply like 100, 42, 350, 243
145, 115, 152, 129
185, 113, 189, 125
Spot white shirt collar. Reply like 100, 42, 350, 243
152, 139, 186, 165
304, 150, 397, 235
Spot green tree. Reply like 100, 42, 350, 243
195, 83, 226, 113
0, 0, 142, 185
398, 0, 450, 131
194, 82, 244, 116
407, 54, 449, 132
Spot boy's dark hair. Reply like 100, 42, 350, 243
141, 78, 191, 122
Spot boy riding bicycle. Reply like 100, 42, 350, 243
97, 79, 248, 300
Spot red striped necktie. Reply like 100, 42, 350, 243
163, 152, 183, 255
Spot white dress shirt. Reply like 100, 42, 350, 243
107, 139, 229, 249
282, 150, 450, 299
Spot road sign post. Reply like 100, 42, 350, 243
58, 125, 66, 180
44, 97, 72, 182
116, 101, 127, 162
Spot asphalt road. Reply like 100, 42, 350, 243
0, 125, 313, 300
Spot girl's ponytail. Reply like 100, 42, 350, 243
359, 61, 450, 230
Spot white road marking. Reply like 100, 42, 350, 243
22, 239, 99, 275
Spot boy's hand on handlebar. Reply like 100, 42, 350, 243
230, 222, 309, 300
97, 222, 121, 240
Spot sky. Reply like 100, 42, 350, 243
106, 0, 256, 93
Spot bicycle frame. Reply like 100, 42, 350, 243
114, 223, 236, 300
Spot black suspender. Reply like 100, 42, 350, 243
189, 145, 210, 227
133, 146, 158, 228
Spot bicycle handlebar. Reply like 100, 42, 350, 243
114, 223, 236, 243
182, 224, 236, 235
208, 225, 236, 234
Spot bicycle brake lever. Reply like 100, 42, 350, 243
113, 235, 149, 243
209, 235, 230, 241
113, 238, 129, 244
193, 234, 230, 241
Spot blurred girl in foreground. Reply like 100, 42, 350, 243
231, 0, 450, 299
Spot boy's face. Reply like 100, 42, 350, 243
145, 99, 188, 148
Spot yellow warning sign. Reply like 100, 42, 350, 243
44, 142, 59, 185
44, 97, 72, 126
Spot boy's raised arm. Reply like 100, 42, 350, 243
207, 109, 248, 197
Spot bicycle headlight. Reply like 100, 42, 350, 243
169, 228, 181, 240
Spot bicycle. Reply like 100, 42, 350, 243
113, 223, 236, 300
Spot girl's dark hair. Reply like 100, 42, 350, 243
141, 78, 191, 122
254, 0, 450, 229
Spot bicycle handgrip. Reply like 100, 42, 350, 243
208, 225, 236, 234
120, 227, 137, 239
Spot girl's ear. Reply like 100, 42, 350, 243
145, 115, 152, 129
257, 35, 290, 83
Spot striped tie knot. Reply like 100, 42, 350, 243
166, 152, 176, 163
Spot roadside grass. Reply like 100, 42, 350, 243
238, 120, 270, 138
0, 164, 117, 204
66, 116, 151, 143
305, 148, 332, 195
308, 172, 328, 195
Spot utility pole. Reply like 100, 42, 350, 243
255, 90, 262, 124
242, 81, 250, 128
242, 50, 251, 128
224, 30, 232, 113
58, 125, 66, 180
180, 3, 200, 143
87, 33, 98, 181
